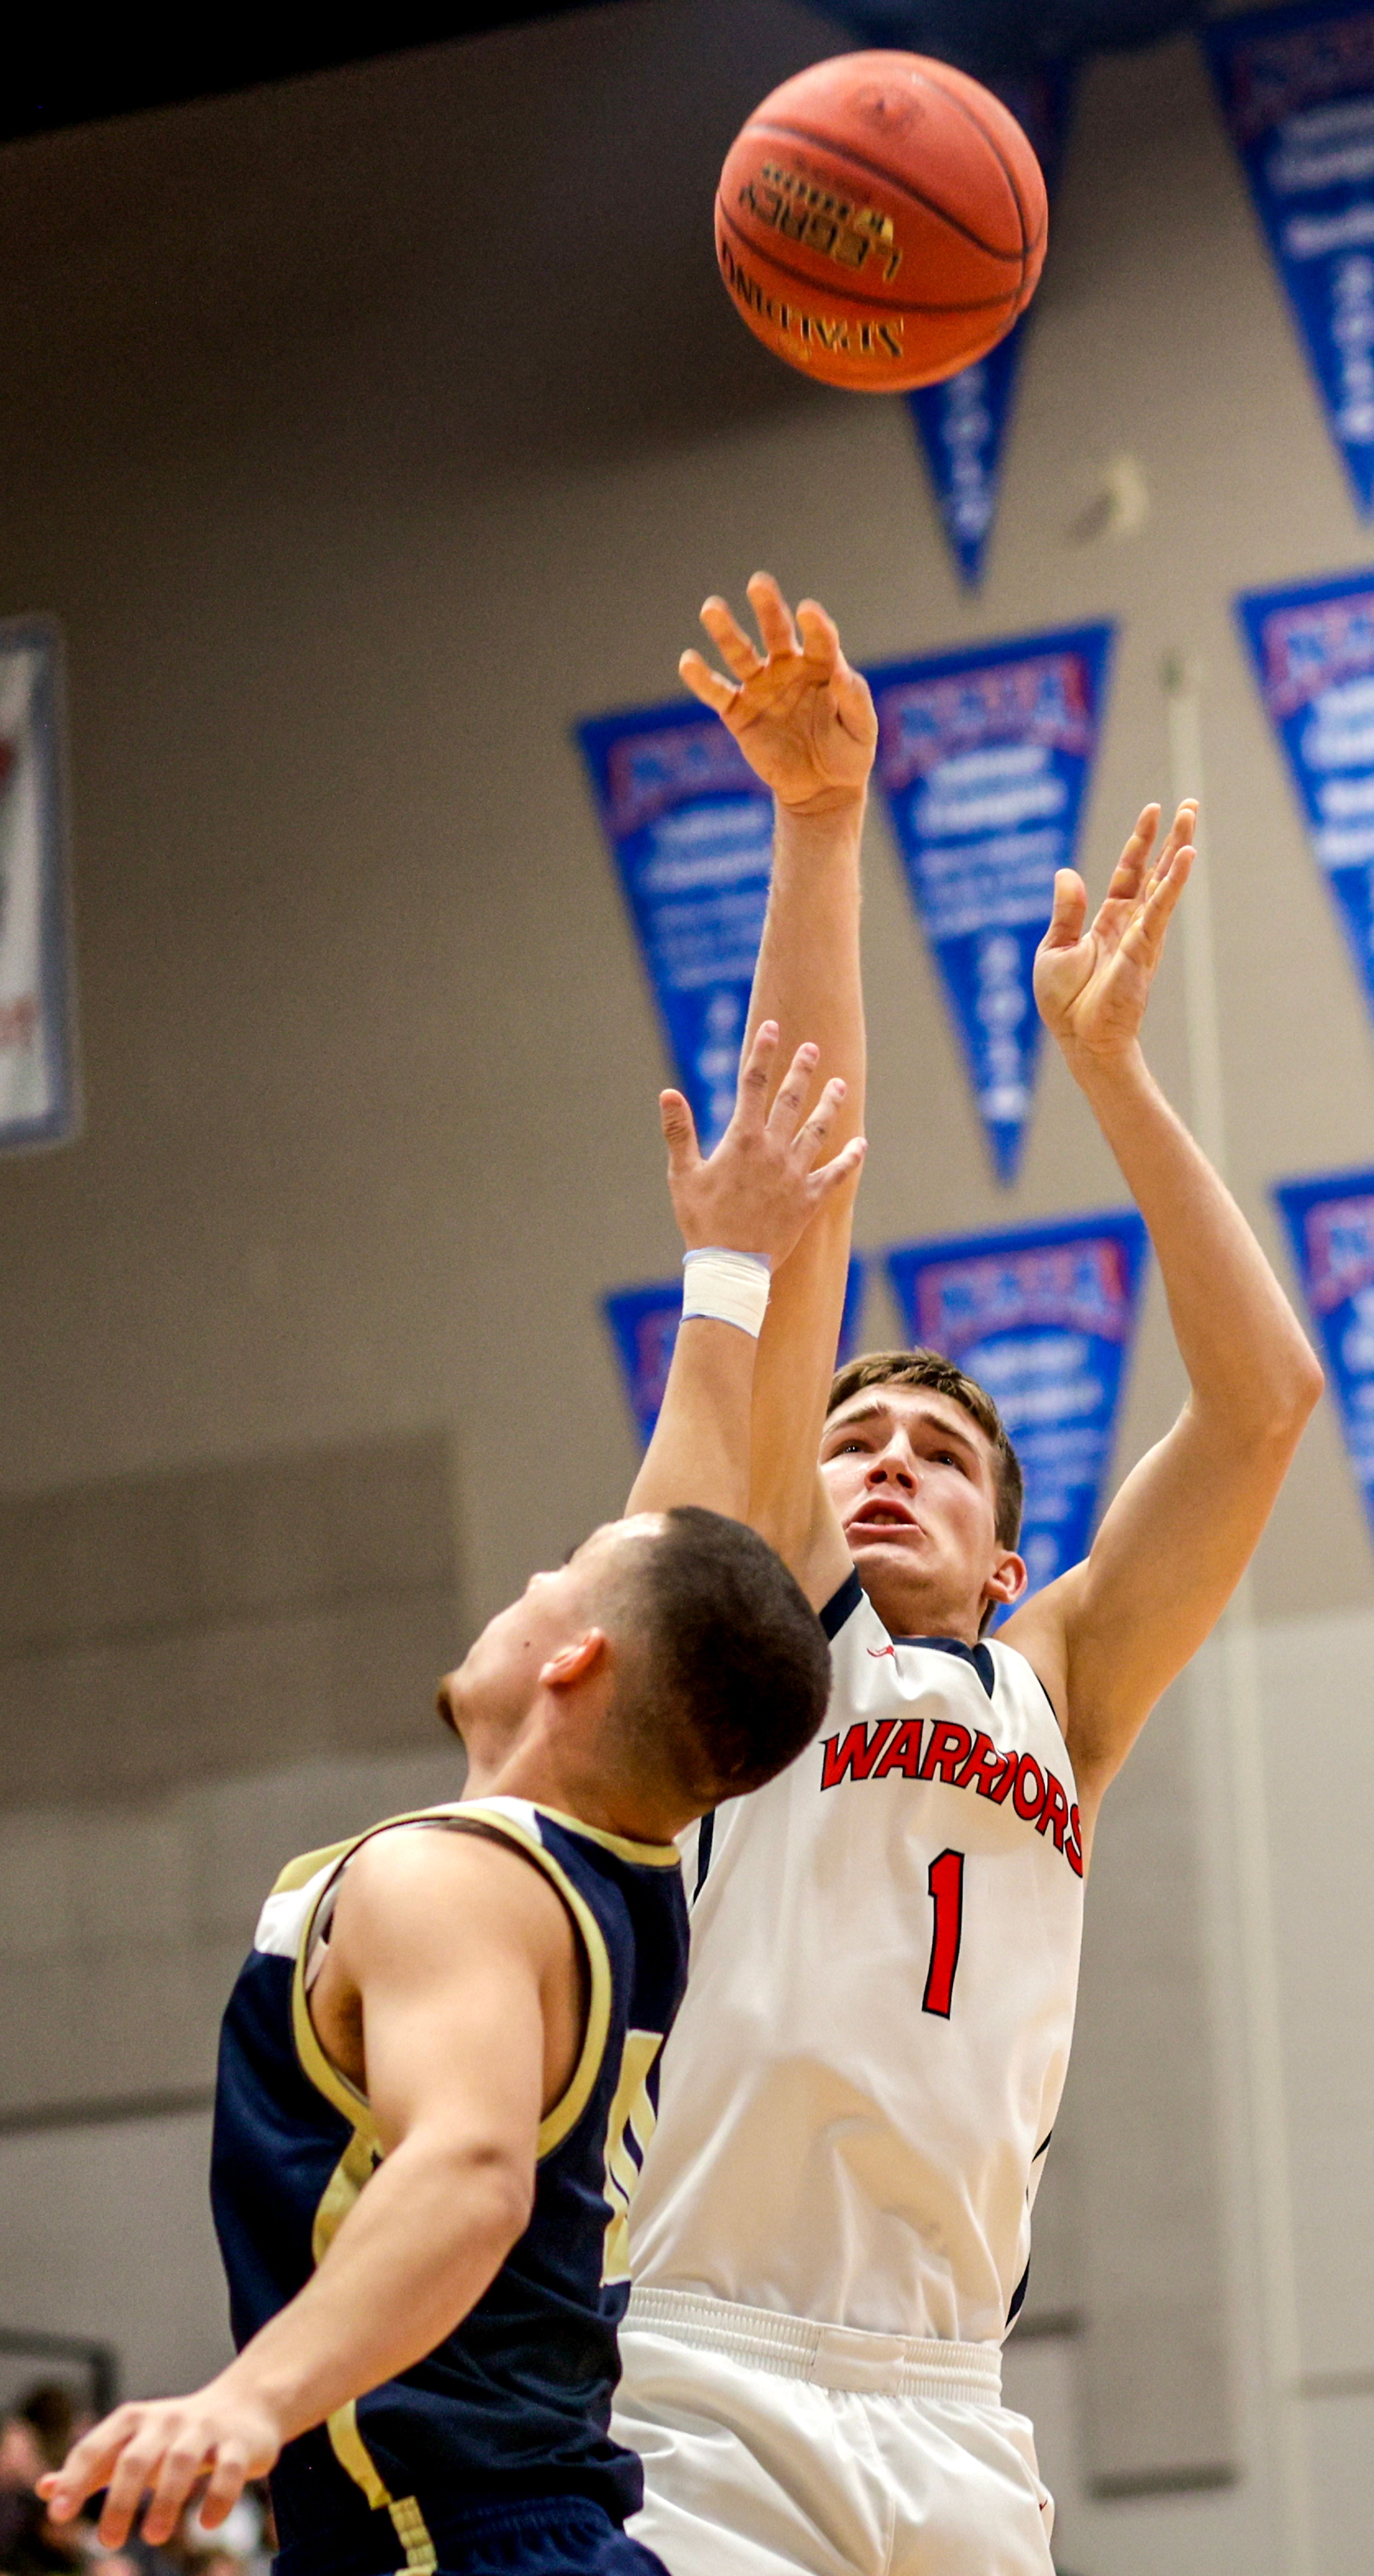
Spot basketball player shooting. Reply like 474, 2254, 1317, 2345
40, 1026, 863, 2576
614, 578, 1324, 2576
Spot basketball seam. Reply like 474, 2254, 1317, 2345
749, 114, 1027, 265
716, 200, 1019, 318
909, 69, 1040, 261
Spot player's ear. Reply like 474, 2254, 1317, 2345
984, 1550, 1027, 1612
539, 1628, 610, 1693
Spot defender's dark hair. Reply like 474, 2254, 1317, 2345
614, 1506, 830, 1808
827, 1348, 1024, 1550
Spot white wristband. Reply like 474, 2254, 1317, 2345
681, 1246, 771, 1339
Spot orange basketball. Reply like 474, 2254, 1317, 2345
715, 51, 1047, 394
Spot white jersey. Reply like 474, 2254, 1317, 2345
627, 1570, 1084, 2350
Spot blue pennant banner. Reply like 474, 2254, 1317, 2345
577, 701, 774, 1153
605, 1258, 869, 1448
906, 68, 1074, 589
1206, 4, 1374, 514
1276, 1166, 1374, 1538
0, 620, 78, 1153
1237, 568, 1374, 1022
868, 623, 1115, 1186
885, 1211, 1149, 1608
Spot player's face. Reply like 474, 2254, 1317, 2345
437, 1515, 660, 1746
818, 1386, 1024, 1638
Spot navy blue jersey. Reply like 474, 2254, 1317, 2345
211, 1796, 688, 2575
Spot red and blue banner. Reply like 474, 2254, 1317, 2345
1237, 567, 1374, 1030
576, 700, 773, 1153
868, 623, 1115, 1185
1206, 2, 1374, 513
886, 1211, 1149, 1606
605, 1258, 869, 1446
906, 69, 1074, 589
0, 620, 78, 1153
1275, 1167, 1374, 1535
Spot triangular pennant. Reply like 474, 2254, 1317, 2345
885, 1211, 1149, 1609
1275, 1166, 1374, 1545
1206, 4, 1374, 515
906, 67, 1075, 588
604, 1259, 870, 1448
1236, 568, 1374, 1026
866, 622, 1115, 1185
576, 701, 774, 1153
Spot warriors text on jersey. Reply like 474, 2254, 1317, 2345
211, 1796, 688, 2576
625, 1571, 1084, 2347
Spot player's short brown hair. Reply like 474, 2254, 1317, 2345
826, 1349, 1024, 1550
612, 1506, 832, 1809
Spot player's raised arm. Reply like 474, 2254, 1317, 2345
40, 1830, 572, 2551
627, 1016, 864, 1521
1004, 801, 1323, 1845
679, 574, 873, 1606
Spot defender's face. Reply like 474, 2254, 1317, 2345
819, 1385, 1020, 1634
438, 1515, 661, 1742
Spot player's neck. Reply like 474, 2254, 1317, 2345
465, 1723, 683, 1849
858, 1568, 986, 1649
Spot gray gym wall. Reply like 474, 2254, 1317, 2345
0, 9, 1369, 2569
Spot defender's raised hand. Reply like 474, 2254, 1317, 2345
679, 573, 877, 816
661, 1021, 866, 1271
1034, 800, 1196, 1072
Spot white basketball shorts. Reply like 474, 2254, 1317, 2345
614, 2291, 1055, 2576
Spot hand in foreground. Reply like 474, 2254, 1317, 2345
1034, 800, 1195, 1073
39, 2382, 281, 2552
662, 1020, 865, 1269
679, 572, 876, 816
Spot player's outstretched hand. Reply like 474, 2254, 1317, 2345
662, 1020, 866, 1271
679, 572, 876, 816
38, 2383, 281, 2552
1034, 799, 1196, 1071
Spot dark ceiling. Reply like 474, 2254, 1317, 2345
4, 0, 1228, 150
3, 10, 595, 148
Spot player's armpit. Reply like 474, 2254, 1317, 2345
1007, 1397, 1313, 1840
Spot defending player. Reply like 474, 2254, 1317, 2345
614, 580, 1324, 2575
40, 1025, 864, 2576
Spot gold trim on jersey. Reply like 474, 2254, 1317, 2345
600, 2028, 663, 2285
279, 1799, 620, 2538
529, 1805, 683, 1868
322, 2403, 437, 2571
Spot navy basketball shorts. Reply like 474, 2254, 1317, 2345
278, 2494, 670, 2576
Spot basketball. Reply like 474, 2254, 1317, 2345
715, 51, 1048, 394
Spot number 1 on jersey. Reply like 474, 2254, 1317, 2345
922, 1849, 965, 2018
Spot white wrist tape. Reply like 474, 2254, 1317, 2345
681, 1246, 771, 1339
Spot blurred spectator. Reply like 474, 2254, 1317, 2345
0, 2389, 82, 2574
0, 2389, 269, 2576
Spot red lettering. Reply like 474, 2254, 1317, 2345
984, 1750, 1018, 1804
820, 1718, 898, 1790
874, 1718, 923, 1779
1012, 1754, 1047, 1823
1037, 1774, 1070, 1852
955, 1731, 1001, 1794
919, 1720, 973, 1785
1065, 1803, 1084, 1878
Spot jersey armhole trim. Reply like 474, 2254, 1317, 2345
820, 1567, 865, 1641
287, 1802, 613, 2163
528, 1803, 681, 1867
992, 1637, 1067, 1734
